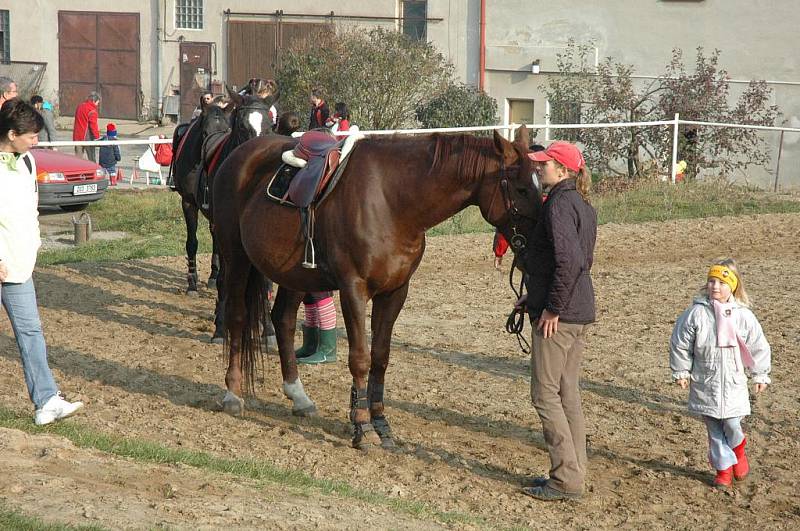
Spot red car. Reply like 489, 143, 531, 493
32, 148, 110, 211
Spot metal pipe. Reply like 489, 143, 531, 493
479, 0, 486, 91
222, 9, 442, 22
155, 0, 163, 119
774, 130, 785, 192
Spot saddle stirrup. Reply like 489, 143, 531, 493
201, 183, 209, 210
301, 207, 318, 269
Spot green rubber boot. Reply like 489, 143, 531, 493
297, 328, 337, 364
295, 325, 320, 359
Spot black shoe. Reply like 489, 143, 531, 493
521, 476, 549, 488
521, 484, 581, 501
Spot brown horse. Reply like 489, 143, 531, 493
212, 126, 539, 449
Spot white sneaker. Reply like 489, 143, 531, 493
34, 392, 84, 426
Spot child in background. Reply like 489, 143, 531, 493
326, 102, 351, 139
669, 259, 771, 489
98, 123, 121, 185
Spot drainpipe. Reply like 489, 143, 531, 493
156, 0, 163, 121
479, 0, 486, 91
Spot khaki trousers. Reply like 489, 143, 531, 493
530, 321, 589, 494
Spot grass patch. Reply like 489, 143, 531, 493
38, 182, 800, 265
0, 502, 106, 531
39, 189, 212, 266
592, 178, 800, 225
431, 179, 800, 235
0, 407, 486, 528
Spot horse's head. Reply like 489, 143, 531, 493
480, 126, 541, 256
200, 104, 230, 138
226, 84, 274, 140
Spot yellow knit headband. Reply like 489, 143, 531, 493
708, 265, 738, 292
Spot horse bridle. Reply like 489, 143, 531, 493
490, 157, 537, 353
489, 158, 534, 254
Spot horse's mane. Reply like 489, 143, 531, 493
431, 134, 494, 182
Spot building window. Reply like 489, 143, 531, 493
549, 100, 582, 142
402, 1, 427, 41
509, 99, 535, 127
0, 10, 9, 63
176, 0, 203, 30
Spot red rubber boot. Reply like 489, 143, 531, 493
713, 467, 733, 489
733, 439, 749, 480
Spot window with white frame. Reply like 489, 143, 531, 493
509, 99, 535, 126
402, 1, 427, 41
0, 10, 9, 63
176, 0, 203, 30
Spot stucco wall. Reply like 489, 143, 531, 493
484, 0, 800, 188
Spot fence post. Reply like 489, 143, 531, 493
544, 100, 551, 142
774, 130, 785, 192
670, 113, 680, 184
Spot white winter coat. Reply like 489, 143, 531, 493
669, 296, 771, 419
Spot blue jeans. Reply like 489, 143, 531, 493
703, 416, 745, 470
2, 277, 59, 408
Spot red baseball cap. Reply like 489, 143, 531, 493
527, 141, 585, 172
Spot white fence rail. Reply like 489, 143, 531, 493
40, 115, 800, 190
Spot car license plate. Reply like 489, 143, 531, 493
73, 184, 98, 196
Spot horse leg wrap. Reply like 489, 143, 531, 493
368, 375, 393, 447
368, 373, 384, 403
349, 386, 370, 423
350, 386, 380, 449
186, 258, 198, 293
283, 379, 317, 416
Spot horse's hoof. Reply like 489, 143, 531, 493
352, 423, 381, 451
292, 404, 318, 417
186, 289, 199, 298
210, 335, 224, 345
222, 391, 244, 416
263, 334, 277, 350
207, 278, 217, 290
372, 415, 395, 448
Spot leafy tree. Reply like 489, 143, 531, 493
275, 27, 454, 129
415, 83, 497, 129
652, 48, 779, 179
543, 41, 780, 180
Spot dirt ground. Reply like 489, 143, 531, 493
1, 212, 799, 530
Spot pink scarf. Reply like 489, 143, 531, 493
712, 299, 755, 370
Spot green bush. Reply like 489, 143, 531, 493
415, 83, 498, 129
276, 27, 454, 129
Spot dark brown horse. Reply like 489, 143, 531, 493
170, 104, 230, 295
212, 126, 539, 449
171, 89, 277, 342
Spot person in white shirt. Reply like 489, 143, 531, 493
0, 99, 84, 425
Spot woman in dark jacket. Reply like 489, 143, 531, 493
519, 141, 597, 501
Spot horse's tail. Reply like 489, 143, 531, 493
227, 265, 266, 395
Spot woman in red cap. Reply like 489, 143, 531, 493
517, 141, 597, 501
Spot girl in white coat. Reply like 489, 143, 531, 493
670, 259, 771, 488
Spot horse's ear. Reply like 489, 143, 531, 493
513, 125, 530, 149
226, 84, 243, 108
493, 130, 518, 166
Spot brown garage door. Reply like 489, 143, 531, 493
226, 20, 328, 88
59, 11, 140, 120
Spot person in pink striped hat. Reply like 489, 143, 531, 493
670, 258, 772, 489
